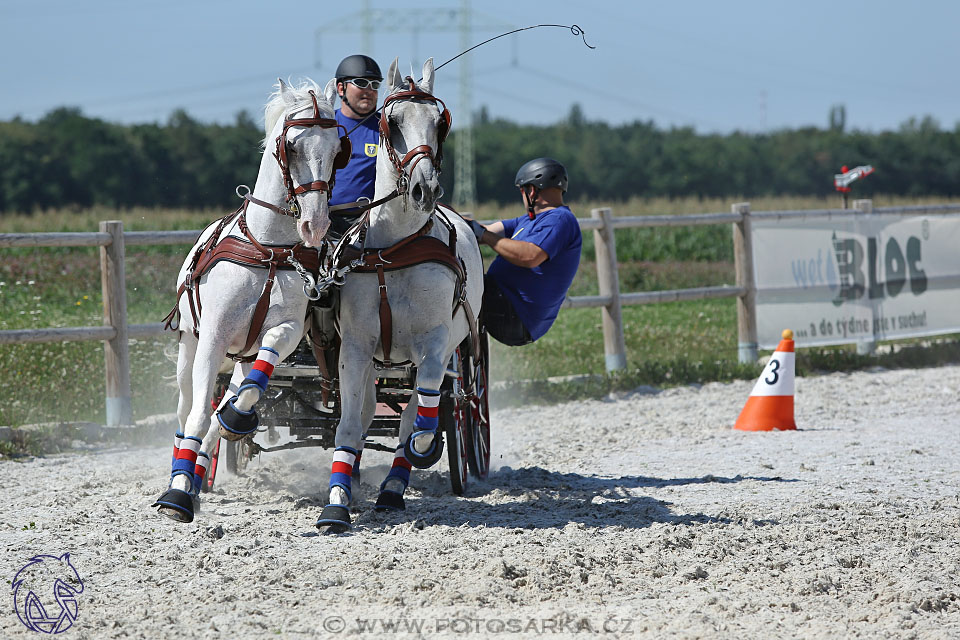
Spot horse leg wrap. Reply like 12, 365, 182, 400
216, 396, 259, 441
170, 435, 202, 492
404, 388, 444, 469
352, 444, 364, 479
316, 446, 357, 533
375, 444, 412, 511
328, 446, 358, 504
192, 451, 210, 497
238, 346, 280, 397
171, 431, 184, 467
154, 434, 202, 522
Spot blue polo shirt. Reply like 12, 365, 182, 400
487, 206, 582, 341
330, 109, 380, 206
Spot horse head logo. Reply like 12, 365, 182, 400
12, 553, 84, 634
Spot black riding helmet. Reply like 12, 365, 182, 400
514, 157, 568, 193
335, 54, 383, 81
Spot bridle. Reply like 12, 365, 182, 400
242, 90, 352, 219
378, 77, 451, 196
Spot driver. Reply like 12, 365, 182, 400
468, 157, 582, 345
319, 54, 384, 479
329, 54, 383, 235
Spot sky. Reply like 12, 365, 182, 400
2, 0, 958, 134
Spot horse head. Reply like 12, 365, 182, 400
264, 78, 346, 247
381, 57, 449, 212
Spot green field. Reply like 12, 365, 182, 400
1, 194, 957, 427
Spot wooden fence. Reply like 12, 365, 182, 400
2, 200, 949, 424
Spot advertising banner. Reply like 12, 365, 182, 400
752, 211, 960, 349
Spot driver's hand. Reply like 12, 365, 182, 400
468, 219, 486, 241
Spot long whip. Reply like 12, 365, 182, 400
343, 23, 596, 136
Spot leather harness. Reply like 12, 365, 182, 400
163, 202, 322, 362
163, 90, 343, 361
330, 205, 478, 367
318, 78, 476, 368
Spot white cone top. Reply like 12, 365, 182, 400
749, 351, 795, 396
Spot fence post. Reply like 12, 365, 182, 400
732, 202, 758, 363
592, 207, 627, 372
100, 220, 132, 426
853, 199, 877, 356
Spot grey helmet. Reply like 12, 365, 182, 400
514, 157, 568, 192
335, 54, 383, 81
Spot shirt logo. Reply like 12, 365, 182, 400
364, 143, 378, 157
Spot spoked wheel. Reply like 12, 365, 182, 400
200, 439, 220, 493
224, 435, 256, 475
441, 346, 469, 496
466, 331, 491, 479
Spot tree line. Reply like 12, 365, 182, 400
1, 105, 958, 214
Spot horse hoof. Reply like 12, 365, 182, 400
216, 396, 259, 441
315, 504, 351, 533
153, 488, 195, 523
374, 491, 406, 512
403, 431, 444, 469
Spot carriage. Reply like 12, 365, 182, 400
202, 320, 491, 496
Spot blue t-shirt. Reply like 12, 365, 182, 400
487, 206, 582, 341
330, 109, 380, 206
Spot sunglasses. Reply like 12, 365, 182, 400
347, 77, 381, 90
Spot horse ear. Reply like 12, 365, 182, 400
387, 57, 402, 92
323, 78, 337, 105
420, 57, 435, 95
278, 78, 297, 106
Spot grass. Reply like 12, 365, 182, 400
1, 194, 958, 432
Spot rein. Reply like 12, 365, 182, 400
327, 78, 450, 215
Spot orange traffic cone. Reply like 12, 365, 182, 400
734, 329, 797, 431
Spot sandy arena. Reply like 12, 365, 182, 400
3, 364, 959, 639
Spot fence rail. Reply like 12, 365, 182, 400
0, 200, 950, 424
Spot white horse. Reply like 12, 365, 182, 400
316, 58, 483, 532
154, 78, 348, 523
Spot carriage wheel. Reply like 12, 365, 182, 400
223, 436, 255, 475
200, 439, 221, 493
441, 347, 469, 495
466, 331, 491, 479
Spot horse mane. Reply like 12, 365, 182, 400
262, 78, 333, 148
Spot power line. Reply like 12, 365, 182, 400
5, 67, 315, 120
314, 2, 514, 209
511, 62, 726, 130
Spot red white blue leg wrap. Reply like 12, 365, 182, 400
171, 431, 184, 466
403, 387, 445, 467
239, 346, 280, 395
411, 387, 440, 438
192, 451, 210, 495
380, 443, 413, 494
352, 437, 365, 476
170, 435, 203, 494
328, 446, 358, 503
